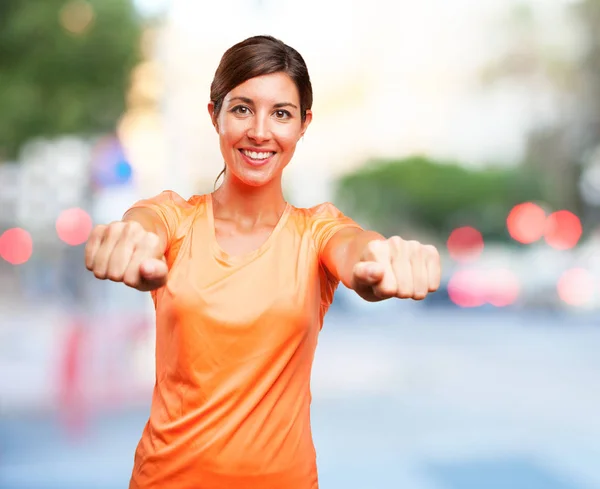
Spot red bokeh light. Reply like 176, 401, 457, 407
448, 267, 521, 308
0, 228, 33, 265
544, 210, 582, 250
446, 226, 484, 263
448, 269, 487, 308
557, 268, 595, 306
56, 208, 93, 246
486, 268, 520, 307
506, 202, 546, 244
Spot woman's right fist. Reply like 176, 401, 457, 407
85, 221, 168, 292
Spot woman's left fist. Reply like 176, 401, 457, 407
351, 236, 441, 301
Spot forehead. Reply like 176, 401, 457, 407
226, 73, 300, 105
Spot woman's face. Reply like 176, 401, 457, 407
209, 72, 312, 188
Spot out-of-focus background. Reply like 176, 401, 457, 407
1, 0, 600, 488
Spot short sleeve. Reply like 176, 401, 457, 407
310, 202, 362, 256
126, 190, 192, 247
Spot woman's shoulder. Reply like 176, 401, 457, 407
144, 190, 207, 208
132, 190, 209, 215
289, 201, 346, 220
128, 191, 210, 229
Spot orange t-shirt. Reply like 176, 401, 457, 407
128, 191, 361, 489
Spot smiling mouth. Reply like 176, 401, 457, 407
238, 149, 276, 166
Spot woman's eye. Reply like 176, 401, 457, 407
275, 110, 291, 119
232, 106, 250, 115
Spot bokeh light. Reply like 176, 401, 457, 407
0, 228, 33, 265
56, 208, 93, 246
446, 226, 484, 263
448, 269, 487, 308
557, 268, 595, 306
486, 268, 520, 307
59, 1, 95, 35
91, 135, 134, 189
544, 210, 582, 250
506, 202, 546, 244
448, 267, 521, 308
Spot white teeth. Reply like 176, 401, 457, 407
241, 150, 274, 160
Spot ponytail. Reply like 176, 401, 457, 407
214, 165, 226, 190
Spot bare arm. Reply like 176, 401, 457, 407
322, 227, 441, 302
322, 227, 386, 301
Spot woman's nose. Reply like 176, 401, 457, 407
246, 116, 272, 143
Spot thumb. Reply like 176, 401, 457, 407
362, 240, 396, 298
139, 258, 168, 283
353, 261, 385, 286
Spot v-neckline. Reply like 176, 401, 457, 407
205, 193, 291, 264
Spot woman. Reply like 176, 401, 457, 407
85, 35, 441, 489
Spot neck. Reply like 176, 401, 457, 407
211, 173, 286, 224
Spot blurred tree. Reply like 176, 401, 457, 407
0, 0, 142, 162
336, 2, 600, 244
335, 156, 544, 243
480, 0, 600, 218
571, 0, 600, 153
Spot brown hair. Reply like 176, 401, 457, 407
211, 35, 313, 187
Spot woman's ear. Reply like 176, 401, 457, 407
208, 101, 219, 132
300, 109, 312, 139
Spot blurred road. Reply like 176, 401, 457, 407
1, 306, 599, 489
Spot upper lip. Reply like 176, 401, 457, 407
239, 148, 277, 153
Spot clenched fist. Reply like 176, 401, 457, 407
352, 236, 441, 301
85, 221, 168, 291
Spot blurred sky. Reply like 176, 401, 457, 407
125, 0, 586, 205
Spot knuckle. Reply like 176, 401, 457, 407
87, 226, 105, 244
124, 220, 144, 237
408, 242, 426, 263
407, 240, 421, 253
93, 269, 107, 280
413, 291, 427, 300
123, 275, 139, 288
367, 239, 384, 253
424, 244, 440, 259
367, 241, 390, 262
127, 220, 143, 231
92, 224, 107, 236
396, 283, 414, 298
121, 222, 136, 237
144, 231, 160, 247
106, 221, 125, 238
106, 265, 124, 281
388, 235, 404, 248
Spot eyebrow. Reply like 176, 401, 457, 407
229, 96, 298, 110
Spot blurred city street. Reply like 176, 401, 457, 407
2, 0, 600, 488
2, 304, 599, 489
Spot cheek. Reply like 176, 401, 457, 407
219, 130, 233, 148
218, 118, 245, 145
274, 128, 301, 151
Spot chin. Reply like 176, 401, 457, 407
231, 169, 276, 188
241, 177, 270, 188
